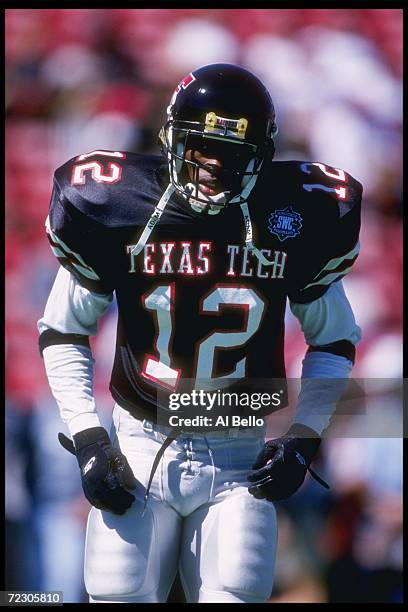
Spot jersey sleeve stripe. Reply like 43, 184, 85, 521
315, 241, 360, 275
302, 269, 351, 290
308, 253, 359, 284
45, 215, 101, 281
47, 239, 101, 280
51, 260, 109, 294
300, 241, 359, 290
53, 254, 101, 281
45, 215, 98, 273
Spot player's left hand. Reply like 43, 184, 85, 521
247, 423, 328, 501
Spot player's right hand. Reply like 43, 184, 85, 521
58, 426, 137, 515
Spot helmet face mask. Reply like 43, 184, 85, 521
159, 63, 277, 208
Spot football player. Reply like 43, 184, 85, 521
38, 64, 362, 603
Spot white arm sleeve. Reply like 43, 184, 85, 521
289, 281, 361, 435
38, 265, 113, 336
292, 352, 353, 435
38, 266, 113, 436
42, 344, 102, 435
289, 280, 361, 346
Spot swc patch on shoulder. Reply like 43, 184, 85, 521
268, 206, 303, 242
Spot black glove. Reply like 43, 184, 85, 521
59, 427, 137, 515
247, 423, 329, 501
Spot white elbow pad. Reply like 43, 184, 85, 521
290, 281, 361, 347
38, 266, 113, 336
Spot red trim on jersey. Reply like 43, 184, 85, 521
159, 242, 176, 274
141, 355, 181, 391
141, 283, 181, 389
71, 161, 123, 185
143, 243, 156, 274
196, 242, 212, 274
178, 241, 195, 275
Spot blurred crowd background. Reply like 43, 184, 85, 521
5, 8, 402, 603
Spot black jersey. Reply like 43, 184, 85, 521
45, 150, 362, 420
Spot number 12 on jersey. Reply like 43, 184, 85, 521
141, 285, 266, 391
301, 162, 348, 200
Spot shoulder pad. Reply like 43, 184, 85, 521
53, 149, 165, 227
297, 160, 362, 218
46, 187, 112, 294
284, 161, 363, 303
47, 150, 168, 292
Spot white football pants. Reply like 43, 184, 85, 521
85, 404, 278, 603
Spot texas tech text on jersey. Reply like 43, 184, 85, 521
126, 241, 287, 280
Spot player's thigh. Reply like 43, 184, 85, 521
179, 487, 278, 603
85, 496, 181, 603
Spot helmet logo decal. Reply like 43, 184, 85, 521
205, 112, 248, 139
170, 72, 196, 106
268, 207, 303, 242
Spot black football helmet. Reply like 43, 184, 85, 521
159, 63, 278, 207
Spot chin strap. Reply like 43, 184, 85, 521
233, 160, 276, 268
240, 202, 276, 266
132, 172, 274, 269
131, 183, 175, 256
